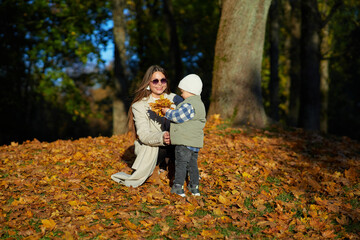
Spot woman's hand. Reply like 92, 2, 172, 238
163, 131, 171, 145
161, 107, 169, 115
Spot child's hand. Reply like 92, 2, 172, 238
161, 108, 169, 115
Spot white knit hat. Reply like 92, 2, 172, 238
178, 74, 203, 95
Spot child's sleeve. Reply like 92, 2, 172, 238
165, 103, 195, 123
172, 94, 184, 106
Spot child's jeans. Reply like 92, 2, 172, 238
174, 145, 199, 186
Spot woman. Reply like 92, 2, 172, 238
111, 65, 182, 187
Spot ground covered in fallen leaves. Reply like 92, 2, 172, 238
1, 115, 359, 239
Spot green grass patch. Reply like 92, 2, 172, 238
266, 176, 282, 186
29, 219, 42, 233
192, 209, 211, 217
276, 191, 294, 202
349, 198, 360, 209
216, 225, 231, 237
151, 223, 161, 234
165, 216, 176, 228
244, 197, 254, 210
263, 202, 275, 214
259, 184, 271, 193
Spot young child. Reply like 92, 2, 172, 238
161, 74, 206, 197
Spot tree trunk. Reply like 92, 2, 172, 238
112, 0, 128, 135
163, 0, 183, 89
319, 0, 343, 133
299, 0, 321, 131
269, 0, 280, 121
320, 25, 329, 133
134, 0, 145, 72
287, 0, 302, 127
208, 0, 270, 128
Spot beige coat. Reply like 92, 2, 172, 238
111, 93, 180, 187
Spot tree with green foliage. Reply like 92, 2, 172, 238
0, 0, 112, 144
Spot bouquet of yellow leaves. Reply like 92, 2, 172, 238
149, 95, 174, 117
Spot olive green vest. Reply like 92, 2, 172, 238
170, 95, 206, 148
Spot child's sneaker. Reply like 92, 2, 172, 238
171, 184, 186, 197
187, 185, 200, 196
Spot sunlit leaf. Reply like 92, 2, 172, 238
149, 95, 174, 117
41, 219, 56, 230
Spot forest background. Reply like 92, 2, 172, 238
1, 0, 360, 145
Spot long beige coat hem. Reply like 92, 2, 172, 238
111, 93, 179, 187
111, 140, 159, 187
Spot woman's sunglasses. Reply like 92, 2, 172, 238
150, 78, 167, 85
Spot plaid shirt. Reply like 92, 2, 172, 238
165, 103, 199, 152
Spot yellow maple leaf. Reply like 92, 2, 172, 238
213, 208, 224, 216
68, 200, 80, 206
64, 231, 74, 240
242, 172, 252, 179
41, 219, 56, 230
80, 225, 88, 231
218, 195, 229, 205
149, 95, 174, 117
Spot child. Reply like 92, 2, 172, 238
161, 74, 206, 197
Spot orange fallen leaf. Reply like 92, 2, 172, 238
322, 230, 336, 238
257, 220, 277, 228
104, 210, 117, 219
26, 210, 33, 218
124, 219, 137, 230
178, 215, 192, 224
201, 229, 224, 239
345, 167, 358, 181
